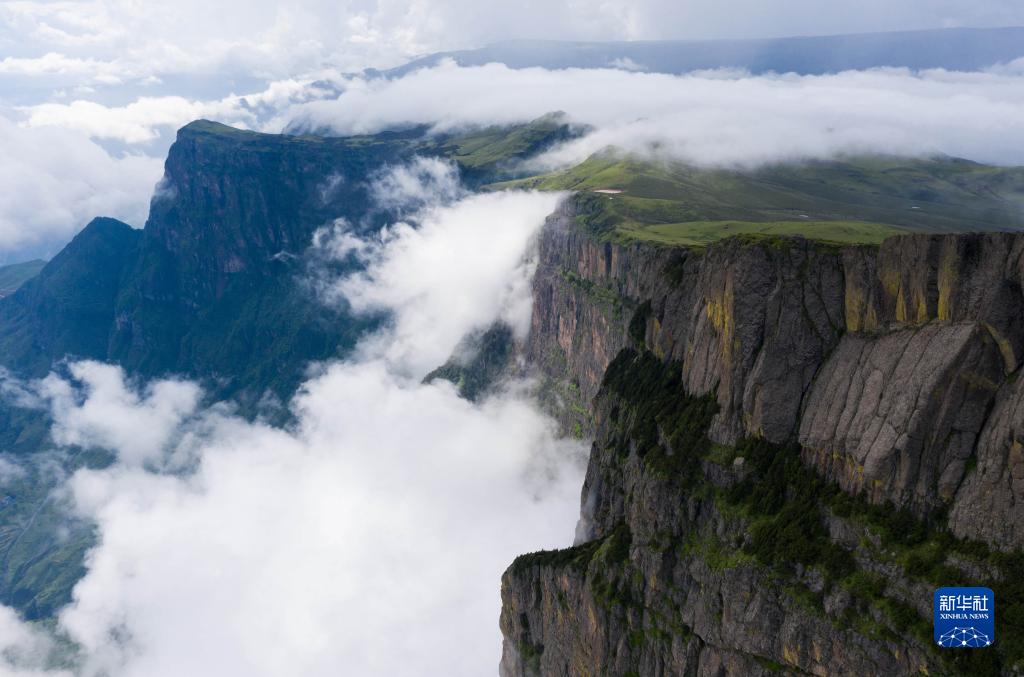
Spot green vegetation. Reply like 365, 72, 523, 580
725, 439, 855, 581
628, 301, 651, 348
0, 449, 112, 620
494, 150, 1024, 247
600, 349, 719, 481
718, 437, 1024, 673
615, 219, 901, 246
680, 533, 756, 572
558, 267, 626, 316
509, 527, 613, 575
438, 112, 577, 181
533, 348, 593, 440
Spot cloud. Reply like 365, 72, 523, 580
0, 52, 124, 80
0, 115, 161, 253
368, 156, 465, 214
0, 184, 583, 677
291, 61, 1024, 168
333, 185, 563, 375
38, 362, 202, 468
3, 0, 1024, 92
0, 604, 70, 677
19, 76, 340, 144
3, 3, 1023, 261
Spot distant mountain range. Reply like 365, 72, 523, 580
385, 27, 1024, 76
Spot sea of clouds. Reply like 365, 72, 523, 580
0, 166, 583, 676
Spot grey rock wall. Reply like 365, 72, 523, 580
526, 204, 1024, 547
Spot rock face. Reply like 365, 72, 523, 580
799, 322, 1003, 516
949, 376, 1024, 548
502, 352, 944, 677
527, 205, 1024, 541
507, 205, 1024, 675
0, 119, 582, 406
107, 121, 417, 396
0, 122, 415, 400
528, 201, 846, 444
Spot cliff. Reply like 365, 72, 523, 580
506, 198, 1024, 675
0, 117, 576, 620
0, 117, 576, 402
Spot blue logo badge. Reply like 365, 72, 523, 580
934, 587, 995, 648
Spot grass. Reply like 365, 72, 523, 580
439, 112, 575, 172
615, 219, 903, 246
493, 150, 1024, 247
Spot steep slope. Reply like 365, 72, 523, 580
104, 120, 407, 397
0, 217, 139, 376
504, 198, 1024, 675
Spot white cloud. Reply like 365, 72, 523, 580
335, 187, 563, 375
368, 156, 465, 214
291, 62, 1024, 167
2, 3, 1022, 260
3, 0, 1024, 92
0, 604, 70, 677
34, 59, 1024, 256
0, 455, 27, 483
0, 115, 161, 252
50, 361, 583, 677
20, 76, 338, 144
39, 362, 202, 467
0, 185, 583, 677
0, 52, 123, 79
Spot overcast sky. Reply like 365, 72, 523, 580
2, 0, 1023, 115
3, 0, 1024, 90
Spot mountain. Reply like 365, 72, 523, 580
501, 197, 1024, 675
388, 27, 1024, 77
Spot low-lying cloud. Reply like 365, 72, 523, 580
335, 176, 562, 375
292, 61, 1024, 167
0, 182, 583, 677
39, 362, 202, 468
